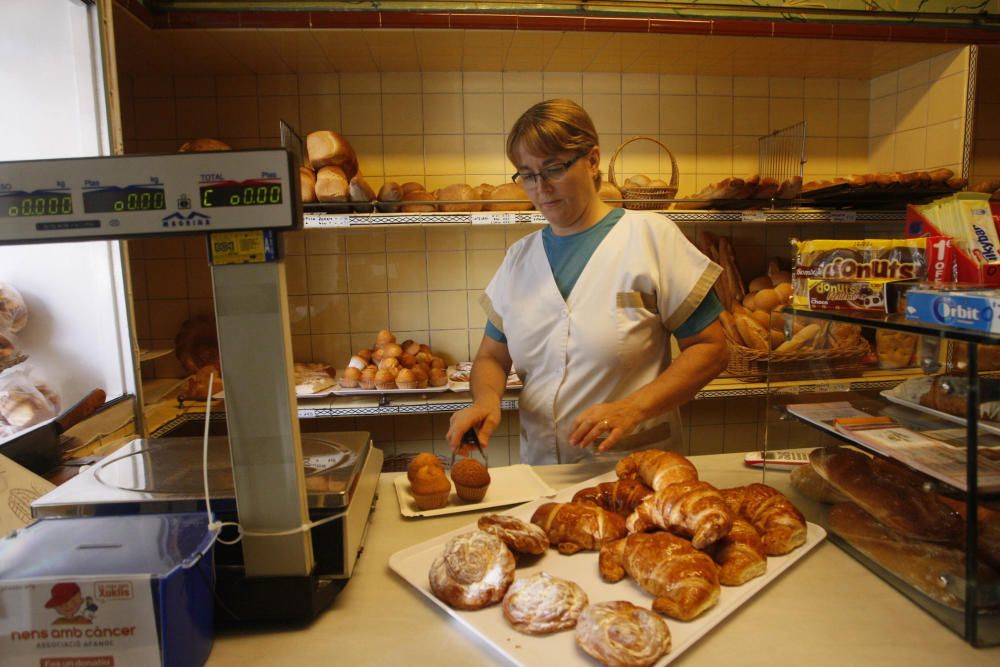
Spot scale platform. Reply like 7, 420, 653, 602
31, 432, 383, 624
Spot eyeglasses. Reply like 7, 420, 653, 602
511, 152, 588, 188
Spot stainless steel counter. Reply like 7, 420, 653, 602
206, 452, 998, 666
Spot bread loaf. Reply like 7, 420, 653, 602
597, 180, 622, 203
775, 175, 803, 199
376, 181, 403, 212
315, 166, 349, 202
400, 190, 436, 213
401, 181, 425, 194
828, 502, 997, 610
299, 167, 317, 203
790, 463, 849, 504
436, 183, 481, 212
178, 138, 231, 152
735, 314, 769, 352
484, 182, 533, 211
348, 174, 376, 211
809, 447, 963, 543
306, 130, 358, 180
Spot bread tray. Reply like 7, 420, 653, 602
389, 469, 825, 666
880, 390, 1000, 436
394, 464, 556, 518
447, 364, 523, 393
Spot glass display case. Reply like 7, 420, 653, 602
765, 306, 1000, 647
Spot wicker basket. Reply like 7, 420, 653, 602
608, 136, 679, 210
724, 335, 872, 381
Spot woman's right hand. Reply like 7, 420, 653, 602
446, 403, 501, 456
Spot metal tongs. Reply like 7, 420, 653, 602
452, 427, 488, 467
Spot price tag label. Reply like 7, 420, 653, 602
471, 212, 516, 225
740, 211, 768, 223
529, 213, 548, 224
209, 230, 277, 265
829, 210, 857, 223
304, 213, 350, 228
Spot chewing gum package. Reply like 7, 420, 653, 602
792, 237, 934, 307
806, 279, 895, 312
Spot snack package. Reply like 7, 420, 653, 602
0, 370, 57, 431
0, 282, 28, 333
791, 237, 935, 307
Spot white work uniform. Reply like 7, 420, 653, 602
481, 210, 721, 465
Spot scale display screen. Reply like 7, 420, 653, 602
200, 181, 283, 208
83, 185, 166, 213
1, 190, 72, 218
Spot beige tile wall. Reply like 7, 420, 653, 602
121, 69, 877, 195
868, 48, 970, 175
123, 53, 965, 460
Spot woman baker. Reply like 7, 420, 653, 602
446, 99, 728, 465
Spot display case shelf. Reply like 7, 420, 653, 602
303, 208, 906, 228
769, 307, 1000, 647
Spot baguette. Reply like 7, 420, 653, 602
752, 176, 780, 200
928, 167, 954, 184
789, 463, 849, 504
775, 175, 803, 199
971, 178, 1000, 194
717, 237, 746, 306
718, 310, 743, 345
774, 322, 820, 352
734, 314, 769, 352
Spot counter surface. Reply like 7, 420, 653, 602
207, 452, 998, 666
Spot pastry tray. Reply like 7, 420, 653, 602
393, 464, 556, 518
389, 470, 826, 666
880, 390, 1000, 436
328, 383, 450, 397
447, 364, 523, 393
799, 183, 955, 208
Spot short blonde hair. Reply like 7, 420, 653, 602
506, 99, 601, 189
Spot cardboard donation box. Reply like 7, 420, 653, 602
0, 513, 216, 667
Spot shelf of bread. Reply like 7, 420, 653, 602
696, 367, 926, 399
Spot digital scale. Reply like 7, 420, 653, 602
0, 148, 382, 623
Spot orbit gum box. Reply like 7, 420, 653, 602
905, 286, 1000, 333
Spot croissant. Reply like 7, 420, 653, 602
710, 517, 767, 586
530, 502, 627, 555
599, 532, 720, 621
572, 479, 653, 516
626, 480, 733, 550
721, 483, 807, 556
615, 450, 699, 491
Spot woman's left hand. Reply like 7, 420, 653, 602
568, 401, 645, 453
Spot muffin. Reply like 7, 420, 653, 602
358, 367, 377, 390
396, 368, 418, 390
429, 368, 448, 387
451, 457, 491, 502
340, 366, 361, 388
411, 465, 452, 510
407, 452, 444, 481
412, 367, 429, 389
374, 369, 397, 390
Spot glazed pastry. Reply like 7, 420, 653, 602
530, 502, 627, 555
615, 450, 698, 491
710, 517, 767, 586
502, 572, 588, 635
720, 483, 807, 556
626, 480, 733, 550
599, 531, 720, 621
572, 479, 653, 516
477, 514, 549, 556
574, 601, 671, 667
428, 531, 515, 610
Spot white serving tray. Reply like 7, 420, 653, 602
447, 363, 522, 393
394, 464, 557, 518
389, 470, 825, 666
880, 390, 1000, 436
331, 383, 450, 397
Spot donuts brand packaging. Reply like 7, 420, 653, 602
791, 237, 936, 308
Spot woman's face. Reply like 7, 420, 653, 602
513, 143, 603, 234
